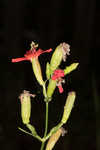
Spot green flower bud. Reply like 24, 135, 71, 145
46, 62, 51, 79
61, 91, 76, 124
64, 63, 79, 75
50, 43, 70, 74
47, 79, 56, 101
19, 90, 35, 124
32, 58, 44, 86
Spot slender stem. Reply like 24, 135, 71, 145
40, 141, 45, 150
18, 127, 42, 142
44, 102, 49, 136
18, 127, 33, 136
40, 102, 49, 150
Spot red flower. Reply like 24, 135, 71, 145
51, 69, 65, 80
12, 46, 52, 63
52, 69, 65, 93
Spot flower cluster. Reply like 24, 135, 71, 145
12, 42, 78, 97
12, 41, 78, 150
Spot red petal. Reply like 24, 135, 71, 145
52, 69, 65, 80
52, 75, 58, 80
58, 85, 64, 93
12, 57, 28, 62
36, 48, 52, 57
54, 70, 65, 76
12, 48, 52, 63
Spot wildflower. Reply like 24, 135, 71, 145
51, 69, 65, 93
51, 69, 65, 80
12, 42, 52, 86
12, 42, 52, 63
47, 69, 65, 101
47, 63, 79, 99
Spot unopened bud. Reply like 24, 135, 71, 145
50, 43, 70, 74
61, 91, 76, 124
46, 127, 66, 150
64, 63, 79, 75
19, 90, 35, 124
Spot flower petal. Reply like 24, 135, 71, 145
36, 48, 52, 57
12, 48, 52, 63
12, 57, 29, 62
52, 69, 65, 80
58, 85, 64, 93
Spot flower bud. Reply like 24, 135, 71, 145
50, 43, 70, 74
46, 127, 66, 150
19, 90, 35, 124
32, 58, 44, 86
46, 62, 51, 79
47, 79, 56, 101
64, 63, 79, 75
61, 91, 76, 124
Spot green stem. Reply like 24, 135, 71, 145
18, 127, 42, 142
44, 102, 49, 136
40, 102, 49, 150
43, 84, 47, 98
43, 122, 63, 142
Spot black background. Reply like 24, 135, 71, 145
0, 0, 100, 150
